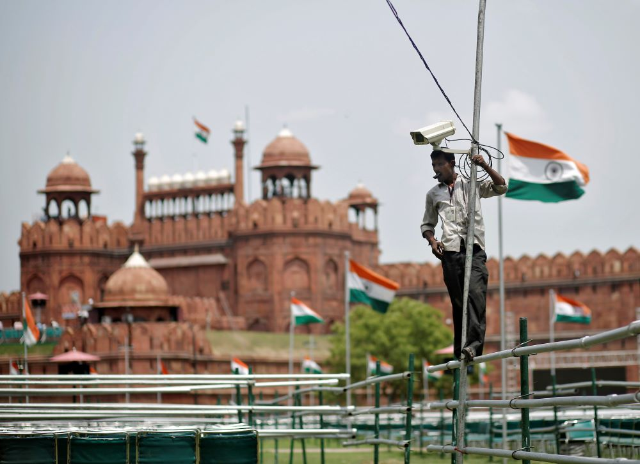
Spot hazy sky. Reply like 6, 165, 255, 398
1, 1, 639, 291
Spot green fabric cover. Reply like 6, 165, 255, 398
69, 433, 129, 464
137, 431, 196, 464
0, 435, 56, 464
200, 431, 258, 464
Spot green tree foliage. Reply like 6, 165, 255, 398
327, 297, 454, 396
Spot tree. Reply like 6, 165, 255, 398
327, 297, 454, 397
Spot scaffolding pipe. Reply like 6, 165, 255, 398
0, 374, 350, 380
343, 438, 410, 448
341, 372, 411, 391
428, 320, 640, 373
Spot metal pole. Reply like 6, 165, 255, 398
439, 388, 445, 459
156, 353, 161, 404
344, 251, 352, 410
248, 366, 254, 427
318, 390, 326, 464
520, 318, 531, 464
374, 360, 381, 464
234, 367, 243, 423
295, 385, 308, 464
404, 353, 415, 464
289, 290, 295, 405
452, 369, 460, 464
591, 367, 602, 458
275, 389, 279, 464
496, 122, 508, 462
124, 334, 130, 403
551, 374, 561, 454
489, 383, 494, 461
457, 2, 487, 462
21, 292, 29, 404
550, 290, 556, 376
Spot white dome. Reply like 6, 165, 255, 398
147, 176, 159, 191
182, 171, 195, 188
159, 174, 171, 190
278, 127, 293, 138
234, 120, 245, 132
218, 168, 230, 183
134, 132, 145, 144
62, 153, 75, 164
195, 170, 207, 186
207, 170, 219, 185
171, 173, 183, 189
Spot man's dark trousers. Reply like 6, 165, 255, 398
441, 243, 488, 360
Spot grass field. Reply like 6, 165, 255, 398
0, 342, 57, 356
207, 330, 333, 359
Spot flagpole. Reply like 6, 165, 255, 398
21, 292, 29, 404
550, 289, 555, 376
157, 353, 162, 404
423, 358, 429, 404
344, 251, 352, 410
289, 290, 295, 404
496, 122, 508, 459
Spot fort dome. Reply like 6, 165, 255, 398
348, 182, 377, 205
103, 248, 169, 304
43, 154, 94, 193
259, 128, 312, 168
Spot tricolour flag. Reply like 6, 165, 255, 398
367, 354, 393, 376
89, 366, 98, 375
423, 358, 442, 381
505, 132, 590, 203
194, 118, 211, 144
479, 362, 488, 385
291, 298, 324, 326
302, 357, 322, 374
554, 293, 591, 324
348, 260, 399, 313
23, 298, 40, 347
9, 361, 19, 375
231, 357, 249, 375
160, 361, 169, 375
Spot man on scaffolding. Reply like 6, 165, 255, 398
421, 149, 507, 362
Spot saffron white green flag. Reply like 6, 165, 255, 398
23, 298, 40, 347
479, 362, 488, 385
302, 357, 322, 374
291, 298, 324, 326
231, 357, 249, 375
367, 354, 393, 376
554, 293, 591, 324
506, 132, 590, 203
349, 260, 399, 313
423, 358, 442, 381
9, 361, 19, 375
194, 118, 210, 144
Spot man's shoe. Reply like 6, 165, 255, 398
461, 346, 475, 362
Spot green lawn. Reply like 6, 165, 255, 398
0, 342, 57, 356
207, 330, 333, 359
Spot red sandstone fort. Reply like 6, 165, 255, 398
1, 121, 639, 392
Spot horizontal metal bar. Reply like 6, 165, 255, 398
0, 374, 350, 380
0, 379, 251, 386
428, 320, 640, 373
342, 372, 411, 391
0, 404, 348, 414
0, 384, 239, 396
427, 445, 637, 464
255, 379, 339, 388
349, 406, 412, 416
258, 428, 357, 438
428, 392, 640, 410
547, 381, 640, 391
599, 427, 640, 437
343, 438, 409, 447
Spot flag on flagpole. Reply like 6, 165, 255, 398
554, 293, 592, 324
348, 260, 399, 313
22, 298, 40, 347
89, 366, 98, 375
194, 118, 211, 144
9, 361, 19, 375
302, 357, 322, 374
160, 361, 169, 375
367, 354, 393, 376
231, 357, 249, 375
423, 358, 442, 381
505, 132, 589, 203
479, 362, 488, 384
291, 298, 324, 326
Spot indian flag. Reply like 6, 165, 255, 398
89, 366, 98, 375
9, 361, 19, 375
22, 298, 40, 347
349, 260, 399, 313
291, 298, 324, 326
554, 293, 591, 324
231, 357, 249, 375
367, 354, 393, 376
423, 358, 442, 381
505, 132, 590, 203
302, 357, 322, 374
194, 118, 211, 144
159, 360, 169, 375
479, 362, 488, 385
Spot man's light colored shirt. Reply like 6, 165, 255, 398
421, 176, 507, 251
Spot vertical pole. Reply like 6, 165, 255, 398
439, 388, 445, 458
591, 367, 602, 458
21, 292, 29, 404
457, 2, 487, 462
404, 354, 415, 464
374, 360, 381, 464
551, 374, 560, 454
519, 318, 531, 464
248, 366, 254, 427
274, 389, 279, 464
489, 383, 494, 461
452, 369, 460, 464
235, 367, 244, 423
125, 334, 130, 404
295, 385, 308, 464
289, 291, 295, 405
318, 390, 326, 464
550, 290, 556, 377
422, 357, 428, 455
344, 251, 352, 411
156, 353, 162, 404
496, 122, 507, 462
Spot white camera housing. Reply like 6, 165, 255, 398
410, 120, 455, 147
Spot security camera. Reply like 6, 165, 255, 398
410, 120, 455, 147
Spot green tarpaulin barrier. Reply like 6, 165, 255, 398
0, 435, 56, 464
137, 431, 197, 464
201, 430, 258, 464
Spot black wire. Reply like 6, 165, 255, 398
384, 0, 476, 143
